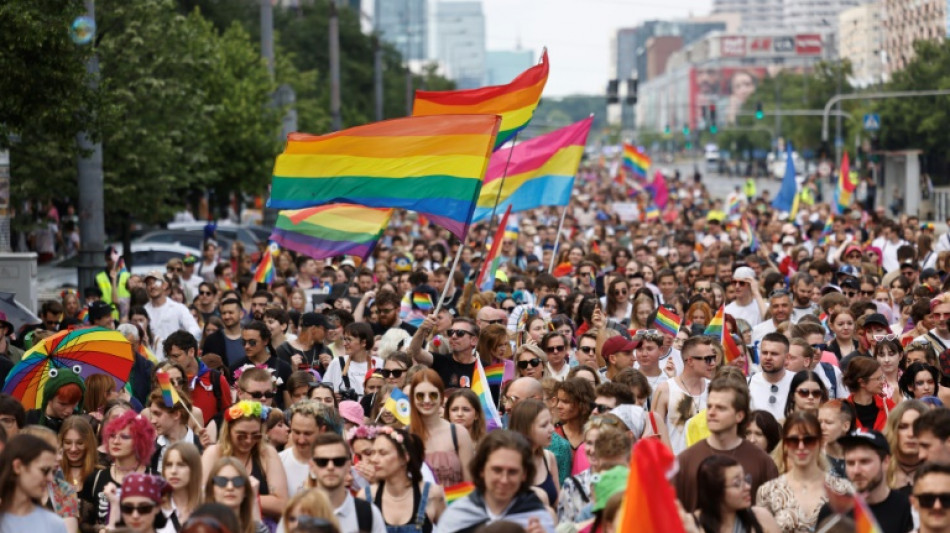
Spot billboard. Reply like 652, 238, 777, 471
718, 34, 824, 57
691, 66, 769, 126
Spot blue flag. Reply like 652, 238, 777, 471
772, 143, 797, 213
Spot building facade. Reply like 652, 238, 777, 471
839, 2, 885, 86
883, 0, 948, 75
375, 0, 428, 61
431, 1, 486, 89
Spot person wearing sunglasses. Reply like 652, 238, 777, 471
409, 369, 474, 487
204, 457, 268, 533
756, 412, 851, 533
782, 370, 829, 419
514, 345, 549, 381
408, 315, 480, 390
911, 462, 950, 533
816, 429, 915, 533
228, 322, 292, 409
540, 332, 571, 382
99, 472, 168, 533
654, 336, 715, 456
201, 401, 288, 525
235, 367, 279, 408
308, 432, 386, 533
724, 266, 765, 328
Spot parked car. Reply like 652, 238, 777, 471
36, 243, 201, 302
166, 221, 262, 253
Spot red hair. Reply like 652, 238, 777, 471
55, 383, 83, 405
409, 368, 445, 442
103, 410, 156, 466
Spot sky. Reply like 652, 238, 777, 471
479, 0, 714, 97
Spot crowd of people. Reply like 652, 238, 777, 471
2, 168, 950, 533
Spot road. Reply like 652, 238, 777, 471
659, 157, 832, 204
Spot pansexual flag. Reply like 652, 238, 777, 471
471, 117, 592, 222
622, 143, 650, 177
413, 50, 549, 150
654, 306, 681, 337
271, 205, 393, 261
705, 305, 724, 336
269, 115, 501, 239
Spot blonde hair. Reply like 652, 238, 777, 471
282, 489, 340, 531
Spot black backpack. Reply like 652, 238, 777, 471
353, 497, 373, 532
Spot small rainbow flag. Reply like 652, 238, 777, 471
253, 243, 277, 284
727, 195, 742, 218
654, 306, 681, 337
472, 359, 503, 431
854, 494, 884, 533
77, 307, 89, 324
412, 292, 434, 311
722, 322, 745, 374
705, 305, 724, 336
156, 371, 181, 408
116, 257, 128, 275
476, 205, 512, 289
622, 143, 651, 178
444, 481, 476, 505
413, 50, 548, 150
742, 217, 759, 252
484, 363, 505, 386
591, 240, 601, 256
818, 215, 834, 246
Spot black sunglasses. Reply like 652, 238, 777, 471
578, 346, 596, 354
212, 476, 246, 488
517, 358, 542, 369
312, 456, 348, 468
593, 403, 612, 414
380, 369, 405, 379
243, 390, 276, 399
916, 492, 950, 509
446, 329, 475, 338
545, 345, 566, 354
121, 503, 156, 515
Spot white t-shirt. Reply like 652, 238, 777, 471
725, 299, 762, 328
144, 298, 202, 343
748, 371, 795, 421
279, 447, 311, 497
322, 355, 384, 396
0, 505, 67, 533
751, 320, 778, 344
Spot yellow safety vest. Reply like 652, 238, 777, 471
744, 179, 756, 198
95, 270, 131, 319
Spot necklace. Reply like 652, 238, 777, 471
678, 376, 703, 397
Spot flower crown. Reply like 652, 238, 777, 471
348, 424, 406, 447
225, 400, 271, 423
233, 364, 284, 387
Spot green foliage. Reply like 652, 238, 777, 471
534, 96, 607, 133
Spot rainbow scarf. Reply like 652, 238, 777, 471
413, 50, 549, 150
269, 115, 501, 239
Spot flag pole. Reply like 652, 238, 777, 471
483, 131, 519, 253
434, 239, 464, 315
549, 204, 569, 273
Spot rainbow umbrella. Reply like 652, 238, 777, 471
2, 327, 135, 409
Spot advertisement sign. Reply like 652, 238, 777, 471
773, 36, 795, 53
720, 36, 747, 57
795, 34, 823, 55
748, 37, 772, 54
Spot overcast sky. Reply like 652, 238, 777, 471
479, 0, 714, 97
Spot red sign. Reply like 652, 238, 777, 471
749, 37, 772, 53
795, 34, 822, 55
720, 36, 746, 57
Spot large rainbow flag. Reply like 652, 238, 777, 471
269, 115, 501, 238
413, 50, 549, 150
616, 437, 686, 533
270, 205, 393, 260
471, 116, 592, 222
622, 143, 650, 178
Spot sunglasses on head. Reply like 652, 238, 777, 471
380, 369, 405, 379
312, 456, 348, 468
518, 358, 542, 369
212, 475, 247, 488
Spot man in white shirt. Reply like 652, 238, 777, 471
725, 266, 765, 327
748, 332, 795, 421
311, 432, 386, 533
789, 273, 819, 324
871, 220, 908, 273
143, 271, 202, 357
280, 400, 336, 496
751, 290, 792, 343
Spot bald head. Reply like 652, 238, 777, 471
506, 377, 543, 407
476, 306, 507, 326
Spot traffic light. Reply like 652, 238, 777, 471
607, 80, 619, 104
755, 101, 764, 120
709, 104, 718, 133
682, 124, 690, 136
626, 79, 638, 105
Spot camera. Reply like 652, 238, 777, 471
338, 387, 358, 402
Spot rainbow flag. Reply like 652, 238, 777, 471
622, 143, 651, 177
413, 50, 549, 150
591, 240, 601, 256
472, 359, 503, 430
253, 243, 277, 284
77, 307, 89, 324
836, 151, 858, 214
444, 482, 475, 505
654, 306, 681, 337
116, 257, 128, 275
727, 195, 742, 218
476, 205, 512, 289
412, 292, 434, 311
742, 217, 760, 252
723, 322, 745, 373
484, 363, 505, 386
156, 371, 181, 408
269, 115, 501, 239
471, 117, 592, 222
271, 205, 393, 261
616, 437, 685, 533
705, 305, 724, 336
818, 215, 834, 245
854, 494, 884, 533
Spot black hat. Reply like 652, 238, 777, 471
837, 429, 890, 455
300, 312, 330, 329
88, 301, 114, 322
921, 267, 939, 279
863, 313, 889, 329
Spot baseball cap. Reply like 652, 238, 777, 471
144, 270, 164, 283
921, 267, 939, 279
733, 266, 756, 281
840, 278, 860, 290
837, 264, 861, 279
601, 336, 639, 361
88, 301, 114, 322
863, 313, 889, 329
300, 312, 330, 329
842, 245, 863, 257
182, 254, 198, 266
837, 429, 890, 455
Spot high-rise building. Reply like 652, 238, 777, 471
432, 1, 486, 89
712, 0, 786, 31
883, 0, 948, 75
375, 0, 428, 62
784, 0, 866, 31
839, 2, 885, 86
485, 49, 535, 85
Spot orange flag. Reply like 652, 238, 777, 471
617, 438, 686, 533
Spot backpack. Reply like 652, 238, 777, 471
354, 495, 374, 532
818, 362, 838, 398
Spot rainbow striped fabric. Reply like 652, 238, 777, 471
444, 482, 476, 505
854, 494, 884, 533
742, 217, 760, 252
836, 151, 858, 214
644, 204, 660, 221
156, 371, 181, 408
484, 363, 505, 386
253, 243, 277, 284
269, 115, 501, 238
722, 322, 745, 373
413, 51, 549, 150
471, 116, 592, 222
654, 306, 681, 337
622, 143, 651, 177
705, 305, 724, 337
271, 205, 393, 261
412, 292, 433, 311
472, 359, 503, 430
617, 438, 686, 533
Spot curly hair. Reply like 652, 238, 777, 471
103, 410, 156, 466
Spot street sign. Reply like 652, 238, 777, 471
863, 114, 881, 131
